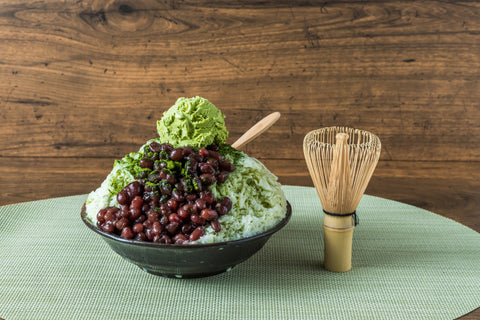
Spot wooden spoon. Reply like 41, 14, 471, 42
231, 112, 281, 149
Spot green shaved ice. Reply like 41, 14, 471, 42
84, 141, 157, 222
84, 152, 140, 222
157, 97, 228, 149
197, 155, 287, 244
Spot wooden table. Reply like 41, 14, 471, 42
1, 1, 479, 318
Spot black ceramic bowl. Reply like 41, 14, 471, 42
81, 202, 291, 278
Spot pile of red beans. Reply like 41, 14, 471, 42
96, 142, 234, 244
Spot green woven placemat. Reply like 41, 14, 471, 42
1, 186, 479, 320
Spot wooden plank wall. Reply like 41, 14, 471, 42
1, 1, 479, 228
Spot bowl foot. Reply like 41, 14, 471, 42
140, 266, 234, 279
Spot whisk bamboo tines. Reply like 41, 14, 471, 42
303, 127, 381, 272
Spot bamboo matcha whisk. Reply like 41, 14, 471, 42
303, 127, 381, 272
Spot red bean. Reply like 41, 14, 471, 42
206, 144, 217, 151
151, 193, 161, 204
130, 207, 142, 220
132, 223, 144, 233
215, 203, 228, 216
104, 209, 116, 222
186, 193, 197, 202
144, 185, 153, 194
221, 197, 233, 211
102, 221, 115, 233
181, 223, 194, 235
173, 234, 188, 244
189, 226, 204, 241
201, 209, 218, 221
108, 207, 119, 215
113, 210, 122, 220
134, 232, 146, 241
165, 222, 180, 235
195, 198, 207, 211
141, 203, 150, 213
200, 191, 215, 204
166, 173, 176, 185
130, 196, 143, 210
147, 211, 159, 222
172, 189, 184, 202
140, 158, 154, 169
160, 215, 169, 226
143, 220, 152, 229
209, 151, 222, 161
159, 169, 168, 180
169, 213, 182, 223
200, 173, 216, 186
211, 220, 221, 232
134, 215, 146, 224
167, 199, 178, 211
185, 203, 197, 214
140, 171, 149, 179
121, 227, 134, 239
152, 221, 162, 235
116, 218, 129, 230
148, 171, 161, 184
190, 214, 206, 226
160, 182, 172, 195
154, 160, 167, 171
183, 146, 193, 156
200, 163, 215, 174
149, 141, 162, 153
126, 181, 142, 198
117, 190, 129, 205
159, 204, 171, 216
158, 235, 172, 244
160, 143, 173, 153
151, 153, 159, 161
145, 228, 154, 241
185, 160, 198, 174
170, 148, 184, 161
220, 161, 234, 172
198, 148, 210, 158
177, 207, 189, 220
174, 182, 184, 192
216, 171, 229, 183
206, 158, 219, 169
118, 206, 129, 219
97, 208, 107, 223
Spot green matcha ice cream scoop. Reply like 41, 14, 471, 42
157, 97, 229, 149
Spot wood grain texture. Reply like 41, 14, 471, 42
0, 0, 479, 318
1, 1, 479, 160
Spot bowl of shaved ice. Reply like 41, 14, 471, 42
81, 96, 291, 278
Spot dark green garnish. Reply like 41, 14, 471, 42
217, 143, 245, 165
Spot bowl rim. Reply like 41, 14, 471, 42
81, 201, 292, 249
